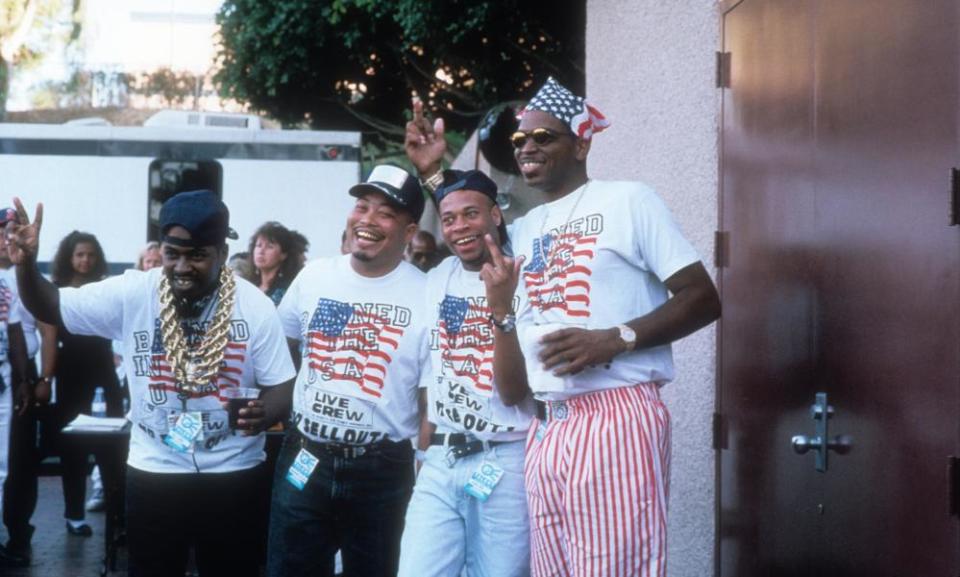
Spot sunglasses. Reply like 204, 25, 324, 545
509, 128, 565, 149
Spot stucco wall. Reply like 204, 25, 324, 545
586, 2, 720, 576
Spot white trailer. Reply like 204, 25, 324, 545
0, 114, 362, 270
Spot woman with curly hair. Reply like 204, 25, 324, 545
248, 222, 307, 306
49, 231, 123, 537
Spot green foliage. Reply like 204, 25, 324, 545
215, 0, 584, 140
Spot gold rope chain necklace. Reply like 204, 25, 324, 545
157, 265, 237, 399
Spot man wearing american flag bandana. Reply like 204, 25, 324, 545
404, 80, 720, 575
399, 97, 536, 576
504, 77, 720, 576
268, 165, 430, 577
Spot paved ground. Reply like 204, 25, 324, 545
1, 477, 122, 577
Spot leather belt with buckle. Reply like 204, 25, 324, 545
430, 433, 513, 467
296, 430, 402, 460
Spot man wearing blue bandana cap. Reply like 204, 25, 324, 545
397, 118, 536, 575
7, 192, 296, 576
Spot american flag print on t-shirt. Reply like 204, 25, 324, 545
438, 295, 494, 393
148, 319, 248, 400
306, 298, 404, 399
523, 231, 599, 319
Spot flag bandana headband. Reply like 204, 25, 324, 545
522, 76, 610, 140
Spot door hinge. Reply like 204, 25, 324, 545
716, 51, 732, 88
949, 456, 960, 516
950, 168, 960, 226
714, 231, 730, 268
712, 412, 727, 450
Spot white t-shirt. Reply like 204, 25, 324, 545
278, 255, 428, 445
60, 268, 296, 473
422, 257, 535, 442
511, 180, 702, 399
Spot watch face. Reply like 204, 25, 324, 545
619, 325, 636, 347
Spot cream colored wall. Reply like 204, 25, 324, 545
586, 2, 720, 575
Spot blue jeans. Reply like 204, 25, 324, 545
397, 440, 531, 577
266, 434, 415, 577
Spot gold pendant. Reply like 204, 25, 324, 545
187, 357, 205, 381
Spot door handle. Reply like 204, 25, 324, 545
790, 393, 853, 472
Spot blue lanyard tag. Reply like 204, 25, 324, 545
464, 460, 505, 502
286, 448, 320, 491
163, 412, 203, 453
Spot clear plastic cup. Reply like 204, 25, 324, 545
222, 387, 260, 429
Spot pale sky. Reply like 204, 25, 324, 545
9, 0, 223, 110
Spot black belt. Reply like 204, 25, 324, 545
535, 401, 547, 421
429, 433, 516, 466
295, 430, 410, 460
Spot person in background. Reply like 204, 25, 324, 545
405, 230, 441, 272
228, 251, 256, 283
137, 241, 162, 271
48, 231, 124, 537
249, 222, 306, 306
0, 207, 41, 568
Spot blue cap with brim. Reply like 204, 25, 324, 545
159, 190, 238, 247
434, 169, 498, 205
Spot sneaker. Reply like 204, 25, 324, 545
86, 488, 105, 512
0, 543, 30, 568
65, 521, 93, 537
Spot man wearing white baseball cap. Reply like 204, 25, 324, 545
267, 165, 430, 577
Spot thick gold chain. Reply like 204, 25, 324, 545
157, 265, 236, 394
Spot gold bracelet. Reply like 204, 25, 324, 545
420, 170, 444, 193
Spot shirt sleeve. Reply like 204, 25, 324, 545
630, 187, 701, 282
249, 296, 297, 387
276, 269, 304, 341
59, 272, 131, 341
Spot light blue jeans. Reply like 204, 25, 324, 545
398, 439, 531, 577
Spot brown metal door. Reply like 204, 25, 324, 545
718, 1, 960, 576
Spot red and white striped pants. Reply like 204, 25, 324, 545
524, 383, 671, 577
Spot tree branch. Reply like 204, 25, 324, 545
1, 0, 40, 62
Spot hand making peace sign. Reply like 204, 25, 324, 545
479, 234, 524, 318
404, 96, 446, 177
6, 197, 43, 266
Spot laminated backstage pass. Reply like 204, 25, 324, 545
464, 460, 505, 502
163, 412, 203, 453
286, 448, 320, 491
535, 421, 548, 441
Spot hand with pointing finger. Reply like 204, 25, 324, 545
479, 234, 524, 317
6, 197, 42, 266
404, 96, 446, 177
